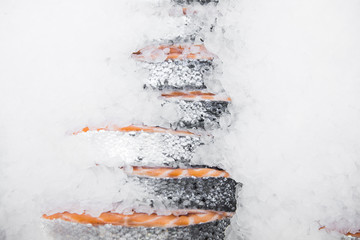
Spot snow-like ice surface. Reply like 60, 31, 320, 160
1, 0, 360, 240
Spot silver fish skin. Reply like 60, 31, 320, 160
77, 130, 203, 168
130, 176, 240, 212
142, 59, 213, 90
165, 99, 230, 130
43, 218, 231, 240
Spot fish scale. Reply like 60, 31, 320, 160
78, 129, 203, 168
168, 99, 230, 129
43, 218, 230, 240
131, 176, 240, 212
142, 59, 213, 90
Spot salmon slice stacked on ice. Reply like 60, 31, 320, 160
132, 43, 216, 90
160, 91, 231, 130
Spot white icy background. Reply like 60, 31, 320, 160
0, 0, 360, 239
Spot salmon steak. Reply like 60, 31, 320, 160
129, 174, 239, 212
129, 166, 230, 178
74, 125, 240, 212
43, 211, 232, 240
132, 43, 216, 90
161, 91, 231, 129
43, 211, 233, 227
75, 125, 204, 168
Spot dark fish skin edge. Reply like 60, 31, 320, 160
131, 165, 227, 171
43, 218, 231, 240
188, 164, 227, 171
174, 100, 230, 130
173, 0, 219, 5
132, 176, 241, 212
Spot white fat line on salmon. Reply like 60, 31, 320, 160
134, 216, 163, 225
204, 169, 216, 177
159, 169, 174, 178
123, 216, 129, 226
188, 216, 195, 225
166, 218, 181, 227
62, 215, 76, 222
192, 169, 203, 172
179, 169, 188, 177
126, 167, 230, 178
208, 213, 221, 222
